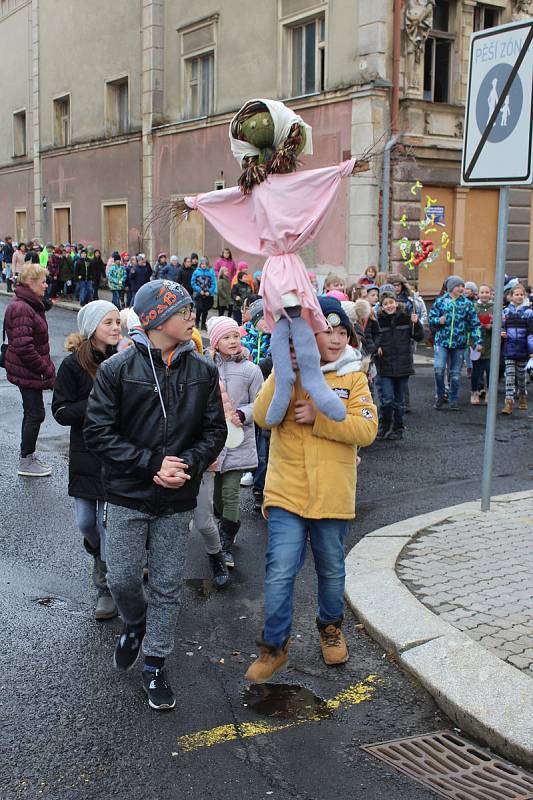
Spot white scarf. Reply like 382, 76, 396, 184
229, 99, 313, 165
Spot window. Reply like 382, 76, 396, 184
474, 4, 500, 31
13, 110, 26, 157
15, 209, 27, 242
179, 17, 217, 120
290, 15, 325, 96
53, 95, 70, 146
106, 77, 129, 136
185, 52, 214, 118
423, 0, 453, 103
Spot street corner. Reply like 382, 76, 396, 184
346, 490, 533, 767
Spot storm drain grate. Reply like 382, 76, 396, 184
361, 731, 533, 800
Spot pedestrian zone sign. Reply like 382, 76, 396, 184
462, 19, 533, 185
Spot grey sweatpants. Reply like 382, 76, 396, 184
106, 504, 191, 658
192, 472, 222, 554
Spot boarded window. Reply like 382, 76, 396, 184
13, 110, 26, 157
53, 95, 70, 146
106, 77, 129, 136
15, 209, 27, 243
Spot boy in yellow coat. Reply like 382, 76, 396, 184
246, 296, 377, 682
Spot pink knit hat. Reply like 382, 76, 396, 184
207, 316, 241, 349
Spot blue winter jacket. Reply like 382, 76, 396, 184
502, 303, 533, 360
429, 293, 482, 349
241, 322, 271, 364
191, 267, 217, 297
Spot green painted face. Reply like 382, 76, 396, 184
240, 111, 275, 150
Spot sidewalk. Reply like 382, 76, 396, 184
345, 490, 533, 767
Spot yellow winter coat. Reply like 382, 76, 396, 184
253, 364, 377, 520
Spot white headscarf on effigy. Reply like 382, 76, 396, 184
229, 98, 313, 166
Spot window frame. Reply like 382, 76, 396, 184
52, 93, 71, 147
179, 17, 217, 121
422, 1, 455, 104
105, 74, 130, 137
473, 3, 501, 32
279, 1, 328, 100
12, 108, 27, 157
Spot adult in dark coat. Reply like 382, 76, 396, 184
4, 264, 55, 476
52, 299, 121, 619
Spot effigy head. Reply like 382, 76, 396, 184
230, 99, 312, 193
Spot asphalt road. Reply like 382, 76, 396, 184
0, 297, 531, 800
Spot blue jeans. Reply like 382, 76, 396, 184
74, 497, 106, 559
263, 507, 348, 647
111, 289, 121, 309
434, 345, 465, 403
380, 375, 409, 425
79, 280, 93, 306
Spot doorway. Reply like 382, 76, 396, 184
53, 206, 72, 245
103, 203, 128, 258
15, 209, 27, 243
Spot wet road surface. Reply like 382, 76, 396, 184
0, 298, 530, 800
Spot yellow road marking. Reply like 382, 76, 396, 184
178, 675, 379, 753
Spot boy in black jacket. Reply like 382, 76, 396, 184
84, 280, 226, 710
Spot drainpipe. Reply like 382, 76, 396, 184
379, 0, 402, 274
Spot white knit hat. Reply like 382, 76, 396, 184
77, 300, 118, 339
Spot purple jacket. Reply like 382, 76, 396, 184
4, 285, 55, 390
502, 303, 533, 361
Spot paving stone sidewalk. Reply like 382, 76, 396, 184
396, 495, 533, 676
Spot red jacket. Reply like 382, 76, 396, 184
4, 285, 55, 390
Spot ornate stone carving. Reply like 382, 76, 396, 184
512, 0, 532, 18
405, 0, 436, 63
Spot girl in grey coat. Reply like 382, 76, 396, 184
206, 316, 264, 567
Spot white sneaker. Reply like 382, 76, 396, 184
240, 471, 253, 487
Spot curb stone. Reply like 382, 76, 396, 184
345, 489, 533, 768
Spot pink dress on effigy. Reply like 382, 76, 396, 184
185, 159, 355, 333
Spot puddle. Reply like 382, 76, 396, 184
244, 683, 333, 721
33, 596, 68, 609
185, 579, 213, 599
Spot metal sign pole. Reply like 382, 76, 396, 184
481, 185, 510, 512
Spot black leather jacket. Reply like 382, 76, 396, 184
83, 341, 226, 515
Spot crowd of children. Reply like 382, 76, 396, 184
3, 240, 531, 710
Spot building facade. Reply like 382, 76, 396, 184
0, 0, 531, 291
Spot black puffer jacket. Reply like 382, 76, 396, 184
83, 341, 227, 515
52, 348, 112, 500
375, 308, 424, 378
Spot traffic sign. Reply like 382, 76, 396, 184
462, 19, 533, 185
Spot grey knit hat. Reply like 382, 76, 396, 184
379, 283, 395, 297
446, 275, 465, 292
133, 279, 192, 330
77, 300, 118, 339
249, 298, 264, 326
465, 281, 478, 292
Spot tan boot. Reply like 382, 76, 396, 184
518, 393, 528, 410
470, 391, 480, 405
318, 621, 349, 666
501, 398, 513, 415
244, 640, 290, 683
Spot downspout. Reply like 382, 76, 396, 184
379, 0, 402, 274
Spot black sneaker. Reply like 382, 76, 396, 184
142, 668, 176, 710
208, 550, 230, 589
434, 397, 445, 409
449, 402, 460, 411
114, 623, 145, 671
387, 427, 403, 440
253, 490, 263, 513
